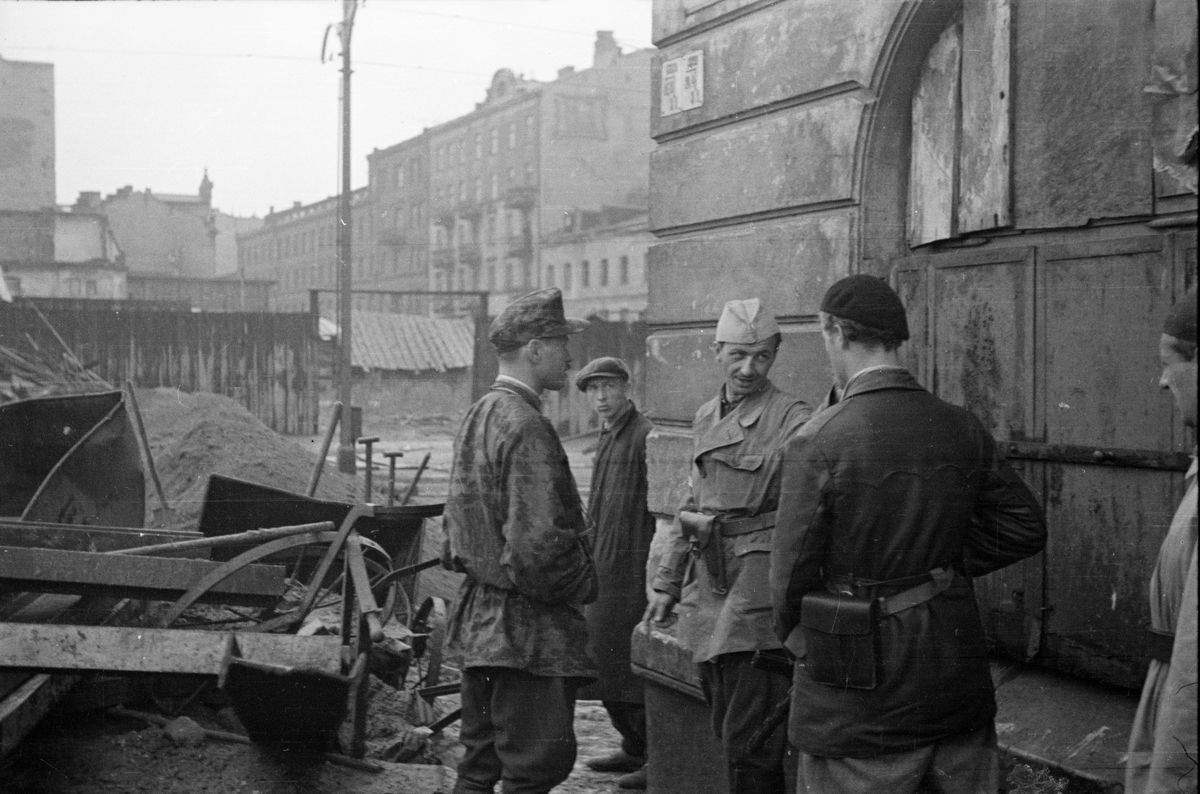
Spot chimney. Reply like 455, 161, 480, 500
73, 191, 101, 213
594, 30, 620, 69
557, 65, 575, 81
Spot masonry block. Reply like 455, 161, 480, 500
646, 212, 852, 324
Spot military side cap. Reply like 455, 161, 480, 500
1162, 287, 1197, 343
575, 356, 631, 391
820, 274, 910, 340
715, 298, 780, 344
488, 287, 588, 351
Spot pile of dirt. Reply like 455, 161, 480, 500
133, 388, 371, 527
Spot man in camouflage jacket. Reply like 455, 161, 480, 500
442, 288, 598, 794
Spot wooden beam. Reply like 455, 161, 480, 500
0, 520, 201, 556
0, 624, 343, 676
0, 546, 285, 606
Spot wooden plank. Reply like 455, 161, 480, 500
958, 0, 1012, 232
0, 546, 286, 606
0, 624, 343, 676
907, 22, 960, 247
1012, 0, 1153, 227
0, 520, 200, 555
0, 673, 79, 758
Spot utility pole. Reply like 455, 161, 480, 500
335, 0, 357, 474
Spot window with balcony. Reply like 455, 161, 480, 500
600, 258, 609, 287
620, 255, 629, 285
581, 260, 590, 288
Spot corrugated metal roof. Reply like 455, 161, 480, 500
350, 311, 474, 373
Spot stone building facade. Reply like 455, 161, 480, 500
0, 54, 55, 213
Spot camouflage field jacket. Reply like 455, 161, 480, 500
443, 381, 599, 678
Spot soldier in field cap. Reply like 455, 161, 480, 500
644, 298, 813, 793
1125, 287, 1197, 794
443, 287, 599, 794
771, 274, 1046, 793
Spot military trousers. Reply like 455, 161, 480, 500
453, 666, 579, 794
700, 651, 795, 794
602, 699, 648, 758
797, 723, 999, 794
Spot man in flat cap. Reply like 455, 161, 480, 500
573, 357, 656, 790
644, 298, 812, 793
1125, 288, 1197, 794
442, 287, 598, 794
770, 274, 1047, 793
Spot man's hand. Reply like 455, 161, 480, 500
642, 591, 678, 628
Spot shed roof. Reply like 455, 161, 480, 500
349, 311, 474, 373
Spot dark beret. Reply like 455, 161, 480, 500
488, 288, 588, 351
820, 274, 910, 340
1163, 288, 1197, 343
575, 356, 631, 391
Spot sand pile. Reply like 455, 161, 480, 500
133, 388, 366, 527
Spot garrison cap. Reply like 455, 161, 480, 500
1162, 288, 1197, 343
575, 356, 631, 391
820, 274, 910, 341
488, 288, 588, 351
715, 298, 780, 344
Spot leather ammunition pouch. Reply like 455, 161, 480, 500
800, 567, 955, 691
800, 591, 880, 690
678, 510, 727, 595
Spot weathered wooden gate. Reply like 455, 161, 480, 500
894, 228, 1196, 689
0, 299, 318, 435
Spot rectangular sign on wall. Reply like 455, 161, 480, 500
661, 51, 704, 116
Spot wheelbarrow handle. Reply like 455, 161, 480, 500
345, 531, 385, 643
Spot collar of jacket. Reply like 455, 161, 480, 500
840, 367, 925, 401
491, 377, 542, 409
601, 401, 637, 436
694, 381, 777, 458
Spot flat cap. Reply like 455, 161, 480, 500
1163, 288, 1197, 343
820, 274, 910, 340
488, 288, 588, 351
715, 298, 780, 344
575, 356, 631, 391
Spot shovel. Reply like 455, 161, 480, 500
124, 381, 181, 528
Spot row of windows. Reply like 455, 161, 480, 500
241, 219, 371, 267
434, 114, 536, 170
432, 164, 534, 206
546, 255, 637, 292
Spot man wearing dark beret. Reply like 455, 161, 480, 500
442, 287, 599, 794
770, 274, 1047, 793
573, 357, 656, 790
1125, 288, 1197, 794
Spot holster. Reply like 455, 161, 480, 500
678, 510, 728, 595
799, 591, 880, 690
750, 648, 794, 679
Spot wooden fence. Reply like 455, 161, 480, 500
0, 298, 318, 434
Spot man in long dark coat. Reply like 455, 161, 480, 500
575, 356, 657, 790
771, 275, 1047, 793
442, 287, 599, 794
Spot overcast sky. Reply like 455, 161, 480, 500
0, 0, 654, 217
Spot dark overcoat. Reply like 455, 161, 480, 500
442, 381, 598, 679
771, 367, 1047, 757
579, 403, 656, 703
